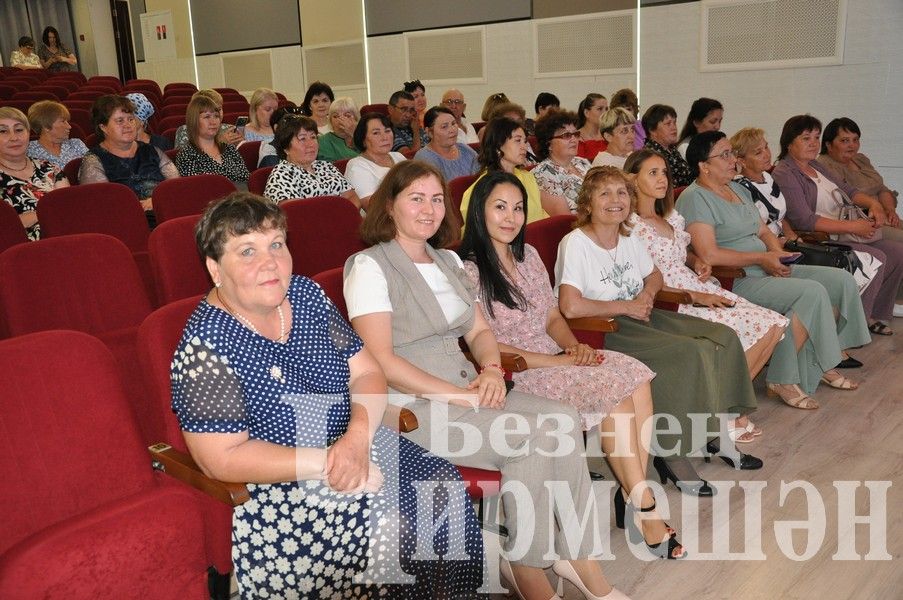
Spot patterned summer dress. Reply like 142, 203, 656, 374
463, 245, 655, 430
630, 212, 788, 350
171, 275, 484, 599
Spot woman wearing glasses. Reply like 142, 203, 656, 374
677, 131, 870, 410
592, 108, 636, 169
532, 110, 590, 215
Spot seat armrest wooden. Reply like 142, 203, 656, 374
565, 317, 618, 333
655, 290, 692, 304
384, 405, 418, 433
712, 266, 746, 279
797, 231, 829, 243
149, 443, 250, 506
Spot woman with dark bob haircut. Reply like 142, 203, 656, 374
642, 104, 692, 187
300, 81, 335, 134
262, 114, 359, 207
345, 161, 632, 597
79, 95, 179, 216
532, 109, 590, 215
459, 117, 547, 226
676, 97, 723, 159
345, 113, 406, 209
174, 190, 485, 598
458, 171, 687, 560
772, 114, 903, 335
678, 130, 870, 409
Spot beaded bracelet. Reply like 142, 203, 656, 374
480, 363, 507, 377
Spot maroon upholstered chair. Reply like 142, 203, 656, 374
333, 158, 350, 175
237, 140, 261, 172
87, 75, 122, 90
0, 330, 209, 599
62, 157, 81, 185
449, 173, 479, 229
282, 196, 366, 277
152, 174, 236, 224
148, 215, 213, 305
248, 166, 273, 195
0, 201, 27, 254
360, 103, 389, 116
164, 82, 198, 95
124, 78, 162, 97
161, 102, 190, 119
36, 183, 155, 304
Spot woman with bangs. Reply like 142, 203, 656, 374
175, 96, 250, 185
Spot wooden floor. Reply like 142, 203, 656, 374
564, 330, 903, 600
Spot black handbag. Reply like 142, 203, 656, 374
784, 239, 862, 274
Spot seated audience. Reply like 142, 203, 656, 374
403, 79, 427, 126
678, 131, 870, 407
610, 88, 643, 149
459, 171, 685, 559
440, 89, 479, 144
344, 160, 632, 599
676, 98, 723, 158
525, 91, 560, 135
300, 81, 334, 134
643, 104, 693, 187
1, 107, 68, 240
592, 107, 636, 169
817, 117, 901, 232
576, 93, 608, 161
480, 92, 510, 121
556, 165, 761, 493
79, 95, 178, 216
460, 117, 548, 226
37, 26, 77, 72
262, 115, 359, 208
773, 115, 903, 336
316, 97, 360, 161
345, 113, 406, 210
175, 90, 243, 148
26, 100, 89, 170
174, 192, 484, 598
625, 148, 786, 440
125, 92, 172, 152
532, 109, 590, 215
242, 88, 278, 143
10, 36, 42, 69
175, 95, 249, 185
731, 127, 883, 296
387, 90, 427, 153
413, 106, 479, 182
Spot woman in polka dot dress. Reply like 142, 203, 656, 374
171, 192, 484, 599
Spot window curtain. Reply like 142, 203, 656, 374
0, 0, 78, 69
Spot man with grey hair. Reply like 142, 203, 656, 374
440, 89, 479, 144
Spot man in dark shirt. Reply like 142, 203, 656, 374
387, 90, 428, 153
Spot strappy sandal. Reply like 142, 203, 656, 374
728, 423, 756, 443
745, 420, 763, 437
766, 383, 819, 410
868, 321, 893, 336
820, 370, 859, 390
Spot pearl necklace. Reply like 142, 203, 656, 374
216, 288, 287, 343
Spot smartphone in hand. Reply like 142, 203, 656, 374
779, 252, 803, 264
234, 115, 249, 136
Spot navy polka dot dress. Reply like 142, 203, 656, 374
172, 276, 485, 598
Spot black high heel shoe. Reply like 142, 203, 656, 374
613, 489, 686, 559
704, 440, 763, 470
652, 456, 715, 497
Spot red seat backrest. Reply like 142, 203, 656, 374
449, 173, 479, 228
152, 174, 236, 224
237, 140, 261, 172
0, 200, 28, 253
360, 103, 389, 116
282, 196, 366, 277
37, 182, 149, 253
311, 267, 349, 319
148, 215, 211, 304
87, 75, 122, 90
524, 214, 577, 286
163, 82, 197, 94
158, 114, 185, 131
248, 166, 273, 195
333, 158, 350, 175
13, 90, 59, 102
161, 102, 189, 118
62, 157, 82, 184
0, 233, 151, 336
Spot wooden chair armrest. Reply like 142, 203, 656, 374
462, 350, 528, 374
383, 405, 418, 433
655, 290, 692, 304
149, 443, 250, 506
565, 317, 619, 333
797, 231, 829, 243
711, 266, 746, 279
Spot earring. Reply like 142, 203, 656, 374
214, 281, 222, 288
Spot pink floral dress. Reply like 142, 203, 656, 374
463, 245, 655, 431
631, 212, 788, 350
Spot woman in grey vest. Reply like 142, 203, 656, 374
344, 161, 630, 600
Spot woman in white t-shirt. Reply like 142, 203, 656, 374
343, 160, 631, 600
556, 166, 762, 493
344, 113, 406, 211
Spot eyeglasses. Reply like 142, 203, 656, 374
708, 149, 738, 161
552, 131, 580, 140
443, 99, 464, 106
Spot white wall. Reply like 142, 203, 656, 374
639, 0, 903, 194
87, 0, 119, 77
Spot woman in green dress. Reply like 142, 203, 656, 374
677, 131, 870, 409
556, 166, 762, 496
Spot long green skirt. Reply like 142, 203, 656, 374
603, 309, 757, 457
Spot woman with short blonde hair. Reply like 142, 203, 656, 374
245, 88, 279, 142
317, 97, 361, 161
592, 107, 636, 169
